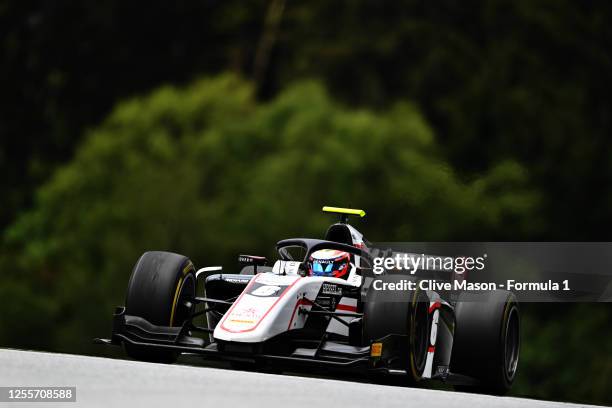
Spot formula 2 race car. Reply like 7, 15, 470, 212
95, 206, 520, 395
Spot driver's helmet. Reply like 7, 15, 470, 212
309, 249, 351, 279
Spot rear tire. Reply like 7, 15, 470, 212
363, 275, 430, 383
124, 251, 196, 363
451, 290, 520, 395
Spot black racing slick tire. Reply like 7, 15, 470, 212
124, 251, 196, 363
363, 275, 430, 383
451, 290, 520, 395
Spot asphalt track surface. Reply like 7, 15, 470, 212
0, 349, 601, 408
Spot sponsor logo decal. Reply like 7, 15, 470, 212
321, 283, 342, 295
227, 306, 262, 326
224, 277, 251, 284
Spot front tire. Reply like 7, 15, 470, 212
124, 251, 196, 363
363, 275, 430, 383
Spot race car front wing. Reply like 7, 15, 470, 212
94, 305, 408, 372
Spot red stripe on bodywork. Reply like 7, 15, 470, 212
335, 304, 357, 312
428, 346, 435, 353
428, 302, 441, 313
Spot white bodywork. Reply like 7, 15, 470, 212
213, 261, 361, 343
211, 256, 450, 380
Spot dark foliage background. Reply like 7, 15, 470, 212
1, 1, 610, 405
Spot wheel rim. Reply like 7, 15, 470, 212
504, 306, 520, 380
172, 274, 196, 326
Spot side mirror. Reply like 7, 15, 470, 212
238, 255, 268, 274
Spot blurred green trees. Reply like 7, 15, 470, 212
514, 303, 612, 405
3, 1, 612, 239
